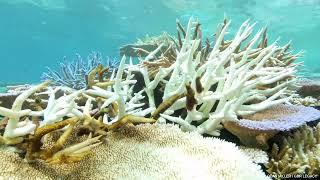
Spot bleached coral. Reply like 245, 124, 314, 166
85, 56, 155, 122
291, 96, 320, 106
0, 54, 155, 163
239, 146, 269, 164
135, 32, 177, 46
0, 124, 269, 180
0, 81, 49, 140
0, 55, 147, 144
0, 17, 309, 179
38, 87, 84, 126
132, 17, 299, 136
0, 84, 85, 140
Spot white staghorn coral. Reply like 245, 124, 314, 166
0, 81, 49, 139
133, 17, 299, 136
0, 56, 147, 144
38, 87, 84, 126
85, 56, 154, 123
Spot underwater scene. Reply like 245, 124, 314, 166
1, 0, 320, 179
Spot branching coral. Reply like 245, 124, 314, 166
0, 81, 49, 143
85, 56, 155, 120
0, 16, 314, 179
0, 55, 156, 164
131, 17, 300, 136
266, 123, 320, 176
41, 52, 119, 89
0, 82, 100, 163
120, 32, 177, 58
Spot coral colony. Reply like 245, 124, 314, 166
41, 52, 119, 89
0, 17, 320, 178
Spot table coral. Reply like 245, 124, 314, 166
224, 104, 320, 149
237, 105, 320, 131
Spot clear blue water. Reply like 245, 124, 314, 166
1, 0, 320, 84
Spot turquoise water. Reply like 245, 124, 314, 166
1, 0, 320, 84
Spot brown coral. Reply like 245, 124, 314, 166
266, 123, 320, 177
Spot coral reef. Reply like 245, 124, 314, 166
41, 52, 119, 89
266, 123, 320, 177
0, 92, 21, 109
0, 123, 269, 179
0, 55, 155, 163
0, 16, 317, 179
290, 79, 320, 106
130, 17, 301, 137
0, 84, 33, 109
